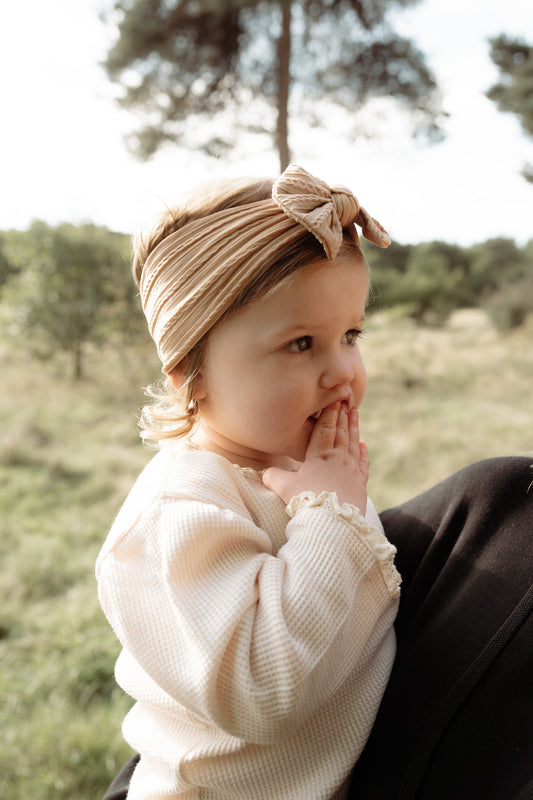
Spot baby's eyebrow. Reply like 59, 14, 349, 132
277, 324, 311, 336
268, 314, 366, 340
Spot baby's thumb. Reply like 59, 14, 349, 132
262, 466, 291, 502
262, 466, 281, 493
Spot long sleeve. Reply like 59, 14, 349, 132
98, 488, 398, 745
96, 446, 400, 799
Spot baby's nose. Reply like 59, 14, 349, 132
319, 357, 355, 389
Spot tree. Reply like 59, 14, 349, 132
363, 240, 412, 311
0, 233, 15, 289
468, 237, 532, 331
399, 241, 471, 323
2, 222, 135, 380
366, 240, 472, 323
102, 0, 444, 170
487, 35, 533, 182
466, 237, 527, 298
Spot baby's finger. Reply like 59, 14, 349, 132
334, 402, 350, 450
306, 402, 340, 455
347, 408, 361, 459
359, 442, 370, 483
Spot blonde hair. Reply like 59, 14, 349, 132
133, 166, 388, 441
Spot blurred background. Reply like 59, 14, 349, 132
1, 0, 531, 797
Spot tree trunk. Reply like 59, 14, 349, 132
276, 0, 292, 172
73, 341, 83, 381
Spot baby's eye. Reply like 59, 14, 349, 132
286, 335, 312, 353
343, 329, 365, 346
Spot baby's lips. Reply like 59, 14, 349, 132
332, 398, 352, 416
309, 398, 350, 423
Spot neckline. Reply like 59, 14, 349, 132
180, 438, 266, 478
232, 463, 265, 479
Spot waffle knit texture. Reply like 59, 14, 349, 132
96, 443, 400, 799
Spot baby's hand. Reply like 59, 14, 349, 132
263, 402, 369, 512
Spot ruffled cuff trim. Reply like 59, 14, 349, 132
286, 491, 401, 597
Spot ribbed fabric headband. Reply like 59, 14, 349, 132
139, 164, 390, 374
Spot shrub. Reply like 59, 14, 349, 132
483, 278, 533, 331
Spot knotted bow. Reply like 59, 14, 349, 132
273, 164, 390, 259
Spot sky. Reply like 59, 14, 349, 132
1, 0, 531, 246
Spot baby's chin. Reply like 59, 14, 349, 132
263, 441, 305, 470
278, 440, 309, 467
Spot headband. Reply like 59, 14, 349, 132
139, 164, 390, 374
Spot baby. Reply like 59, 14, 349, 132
97, 164, 400, 799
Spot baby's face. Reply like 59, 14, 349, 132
191, 254, 369, 470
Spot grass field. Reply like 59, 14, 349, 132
1, 310, 532, 799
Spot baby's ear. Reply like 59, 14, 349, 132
169, 362, 207, 400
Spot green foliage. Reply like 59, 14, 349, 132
366, 240, 411, 308
365, 236, 533, 328
102, 0, 444, 167
467, 237, 528, 295
0, 232, 17, 287
2, 221, 143, 379
368, 240, 472, 324
401, 243, 469, 323
487, 35, 533, 181
483, 277, 533, 332
487, 35, 533, 136
466, 237, 532, 331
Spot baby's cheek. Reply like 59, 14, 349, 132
353, 372, 367, 406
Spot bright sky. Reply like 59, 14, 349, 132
1, 0, 531, 245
